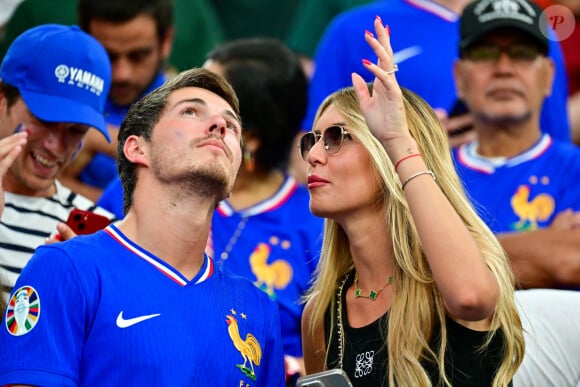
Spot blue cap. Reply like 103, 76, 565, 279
0, 24, 112, 141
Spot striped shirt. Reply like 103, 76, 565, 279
0, 180, 115, 302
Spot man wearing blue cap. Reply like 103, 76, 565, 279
0, 24, 115, 303
58, 0, 175, 202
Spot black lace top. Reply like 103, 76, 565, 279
323, 273, 509, 386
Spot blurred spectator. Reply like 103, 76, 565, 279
0, 24, 115, 302
288, 0, 572, 185
303, 0, 570, 140
452, 0, 580, 288
57, 0, 174, 201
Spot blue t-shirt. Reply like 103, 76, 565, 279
208, 174, 323, 357
453, 135, 580, 233
0, 225, 285, 386
97, 175, 124, 218
305, 0, 570, 142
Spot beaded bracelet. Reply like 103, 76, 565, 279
394, 153, 421, 172
401, 170, 436, 190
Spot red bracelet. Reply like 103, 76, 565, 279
394, 153, 421, 172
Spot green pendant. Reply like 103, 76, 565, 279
354, 288, 361, 298
369, 291, 378, 300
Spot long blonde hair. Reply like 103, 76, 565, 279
304, 85, 524, 386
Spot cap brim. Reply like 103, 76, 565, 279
19, 89, 111, 142
460, 22, 548, 53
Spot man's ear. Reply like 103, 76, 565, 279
452, 59, 465, 100
123, 135, 149, 167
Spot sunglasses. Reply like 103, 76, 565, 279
299, 125, 352, 161
463, 44, 544, 62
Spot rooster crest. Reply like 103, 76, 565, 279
510, 185, 555, 231
226, 314, 262, 381
249, 242, 293, 299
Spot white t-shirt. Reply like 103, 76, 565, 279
514, 289, 580, 387
0, 180, 115, 302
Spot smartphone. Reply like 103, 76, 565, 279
66, 208, 111, 235
447, 99, 473, 137
296, 369, 353, 387
449, 99, 469, 118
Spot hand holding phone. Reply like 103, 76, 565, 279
296, 369, 353, 387
65, 208, 111, 235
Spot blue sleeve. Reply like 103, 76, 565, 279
97, 176, 125, 219
553, 145, 580, 213
303, 11, 374, 131
0, 245, 88, 386
540, 36, 570, 142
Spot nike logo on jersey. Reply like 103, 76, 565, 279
116, 311, 161, 328
393, 46, 422, 64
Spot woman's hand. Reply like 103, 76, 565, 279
352, 16, 411, 152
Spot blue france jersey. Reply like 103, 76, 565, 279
208, 175, 323, 358
304, 0, 570, 142
453, 135, 580, 233
0, 225, 285, 386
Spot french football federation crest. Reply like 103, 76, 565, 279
5, 286, 40, 336
226, 310, 262, 381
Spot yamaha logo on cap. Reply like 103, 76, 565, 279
54, 64, 69, 82
53, 64, 105, 96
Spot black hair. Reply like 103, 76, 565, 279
0, 82, 21, 108
78, 0, 173, 41
205, 38, 308, 171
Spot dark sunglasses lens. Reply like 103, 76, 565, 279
509, 45, 539, 60
324, 126, 343, 154
466, 46, 499, 61
300, 133, 316, 159
466, 44, 540, 62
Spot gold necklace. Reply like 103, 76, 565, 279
336, 273, 350, 370
354, 272, 393, 301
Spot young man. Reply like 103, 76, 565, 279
0, 24, 115, 302
59, 0, 174, 200
0, 68, 285, 385
451, 0, 580, 288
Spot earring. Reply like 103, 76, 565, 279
244, 149, 255, 172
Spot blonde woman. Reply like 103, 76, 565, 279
300, 17, 524, 386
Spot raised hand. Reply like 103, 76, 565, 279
0, 131, 28, 217
351, 16, 410, 149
